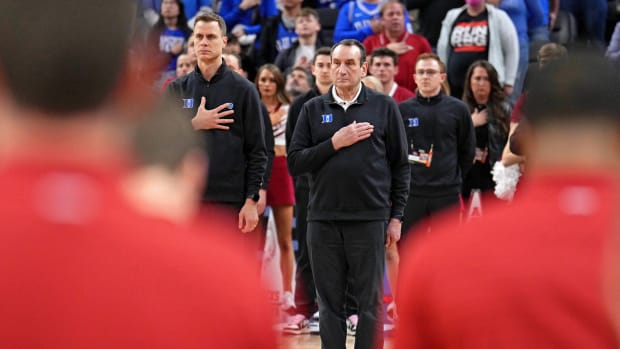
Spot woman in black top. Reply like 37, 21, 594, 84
461, 60, 510, 199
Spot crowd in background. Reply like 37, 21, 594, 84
140, 0, 620, 346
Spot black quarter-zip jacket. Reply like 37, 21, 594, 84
287, 84, 410, 222
167, 60, 267, 204
398, 91, 475, 196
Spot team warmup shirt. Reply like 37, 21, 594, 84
167, 61, 267, 204
288, 85, 410, 221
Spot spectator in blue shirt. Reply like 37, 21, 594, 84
220, 0, 278, 37
142, 0, 213, 27
151, 0, 192, 80
334, 0, 412, 43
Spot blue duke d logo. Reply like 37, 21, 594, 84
321, 114, 333, 124
183, 98, 194, 109
408, 117, 419, 127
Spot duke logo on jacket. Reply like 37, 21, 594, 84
408, 117, 419, 127
182, 98, 194, 109
321, 114, 333, 124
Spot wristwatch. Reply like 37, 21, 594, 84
247, 192, 260, 202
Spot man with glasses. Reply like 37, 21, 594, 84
398, 53, 475, 238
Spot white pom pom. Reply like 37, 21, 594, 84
492, 162, 522, 201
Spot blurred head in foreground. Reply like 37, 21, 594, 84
0, 1, 277, 348
395, 50, 620, 349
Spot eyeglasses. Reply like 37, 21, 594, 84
415, 69, 440, 76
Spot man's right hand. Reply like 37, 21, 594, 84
386, 42, 413, 55
331, 121, 374, 151
191, 97, 235, 130
370, 18, 383, 34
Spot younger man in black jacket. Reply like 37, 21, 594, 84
398, 53, 475, 235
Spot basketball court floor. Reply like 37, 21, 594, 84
278, 333, 393, 349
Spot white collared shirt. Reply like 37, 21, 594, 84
332, 83, 362, 112
388, 82, 398, 98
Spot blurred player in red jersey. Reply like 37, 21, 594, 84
0, 1, 276, 348
395, 50, 620, 349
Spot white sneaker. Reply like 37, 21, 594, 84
282, 314, 309, 335
346, 314, 358, 336
308, 311, 320, 334
280, 291, 295, 310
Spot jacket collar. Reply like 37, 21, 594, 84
193, 58, 229, 83
323, 83, 369, 106
416, 90, 444, 105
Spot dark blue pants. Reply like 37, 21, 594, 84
308, 220, 385, 349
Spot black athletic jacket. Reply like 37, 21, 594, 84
288, 85, 410, 221
398, 91, 475, 196
286, 87, 322, 191
167, 61, 267, 204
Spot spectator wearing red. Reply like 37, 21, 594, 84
363, 0, 432, 93
368, 47, 414, 103
0, 1, 276, 348
395, 51, 620, 349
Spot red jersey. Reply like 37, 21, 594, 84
0, 158, 276, 349
396, 170, 618, 349
364, 31, 432, 93
389, 83, 415, 103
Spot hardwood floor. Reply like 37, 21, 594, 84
277, 333, 394, 349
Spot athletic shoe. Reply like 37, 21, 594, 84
280, 291, 295, 310
346, 314, 358, 336
308, 311, 320, 334
282, 314, 309, 335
